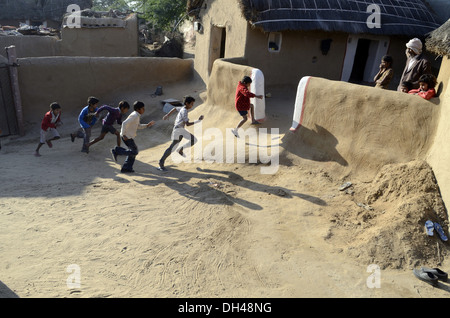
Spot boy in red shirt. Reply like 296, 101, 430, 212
232, 76, 263, 137
408, 74, 437, 100
34, 102, 62, 157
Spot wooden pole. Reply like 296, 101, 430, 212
6, 46, 24, 136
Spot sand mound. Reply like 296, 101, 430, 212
326, 160, 449, 270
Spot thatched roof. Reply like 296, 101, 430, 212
190, 0, 441, 36
426, 18, 450, 57
187, 0, 205, 16
0, 0, 92, 22
241, 0, 441, 36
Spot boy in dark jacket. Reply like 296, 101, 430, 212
87, 101, 130, 150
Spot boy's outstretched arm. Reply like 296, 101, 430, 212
163, 108, 178, 120
186, 115, 204, 127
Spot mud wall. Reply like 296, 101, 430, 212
0, 14, 138, 58
59, 14, 139, 57
287, 77, 440, 179
17, 56, 193, 131
205, 58, 253, 109
0, 36, 60, 58
427, 56, 450, 206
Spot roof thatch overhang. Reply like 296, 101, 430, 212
187, 0, 206, 16
426, 18, 450, 57
189, 0, 441, 37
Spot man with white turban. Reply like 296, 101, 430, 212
397, 38, 432, 92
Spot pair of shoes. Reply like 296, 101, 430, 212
46, 140, 53, 148
70, 133, 75, 142
413, 268, 439, 286
231, 128, 239, 138
110, 149, 118, 162
421, 267, 448, 282
425, 220, 448, 241
120, 168, 135, 173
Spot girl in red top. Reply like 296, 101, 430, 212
408, 74, 437, 100
232, 76, 263, 137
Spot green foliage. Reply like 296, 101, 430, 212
92, 0, 131, 11
133, 0, 188, 31
92, 0, 188, 31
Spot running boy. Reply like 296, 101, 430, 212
71, 96, 99, 153
232, 76, 263, 138
408, 74, 437, 100
34, 102, 62, 157
87, 101, 130, 150
157, 95, 203, 172
111, 101, 155, 173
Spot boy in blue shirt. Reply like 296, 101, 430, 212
70, 96, 99, 153
87, 101, 130, 150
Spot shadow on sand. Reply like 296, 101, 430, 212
0, 281, 19, 298
281, 124, 348, 167
133, 165, 327, 211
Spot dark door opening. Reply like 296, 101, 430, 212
0, 66, 18, 136
220, 27, 226, 59
349, 38, 371, 83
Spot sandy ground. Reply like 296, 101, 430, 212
1, 79, 450, 299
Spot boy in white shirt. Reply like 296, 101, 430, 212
111, 101, 154, 173
157, 96, 203, 171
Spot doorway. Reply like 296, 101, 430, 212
350, 38, 371, 82
0, 65, 18, 136
341, 35, 390, 84
208, 25, 226, 75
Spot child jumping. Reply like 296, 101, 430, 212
157, 95, 203, 172
71, 96, 99, 153
408, 74, 437, 100
111, 101, 155, 173
34, 102, 62, 157
87, 101, 130, 150
232, 76, 263, 138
